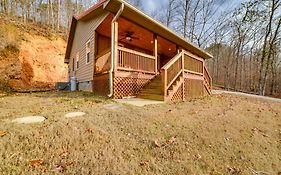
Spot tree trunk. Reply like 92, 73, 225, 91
258, 0, 276, 95
50, 0, 54, 30
57, 0, 60, 31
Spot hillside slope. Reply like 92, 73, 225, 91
0, 16, 68, 91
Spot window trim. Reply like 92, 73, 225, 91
86, 40, 91, 64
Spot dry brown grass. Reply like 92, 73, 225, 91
0, 92, 280, 174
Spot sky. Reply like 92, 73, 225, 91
140, 0, 248, 16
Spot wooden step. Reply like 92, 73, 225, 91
140, 89, 163, 95
166, 75, 184, 99
137, 74, 164, 101
138, 93, 164, 101
148, 80, 161, 85
168, 76, 183, 91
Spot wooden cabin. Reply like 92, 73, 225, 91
65, 0, 213, 102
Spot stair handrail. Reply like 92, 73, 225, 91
203, 65, 212, 89
161, 52, 182, 70
161, 51, 184, 98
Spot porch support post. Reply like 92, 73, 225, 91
94, 31, 98, 74
113, 21, 118, 72
108, 3, 124, 98
154, 34, 158, 74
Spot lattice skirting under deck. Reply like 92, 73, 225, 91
170, 84, 184, 102
113, 76, 151, 99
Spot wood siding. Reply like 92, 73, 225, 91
69, 12, 109, 82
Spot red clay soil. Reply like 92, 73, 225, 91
0, 17, 68, 91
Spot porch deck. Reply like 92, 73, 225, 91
94, 46, 212, 102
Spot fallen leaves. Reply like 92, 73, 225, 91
139, 160, 149, 166
227, 166, 240, 174
154, 136, 177, 148
54, 162, 74, 173
249, 168, 269, 175
29, 159, 44, 167
84, 128, 94, 133
251, 127, 269, 137
195, 154, 202, 160
0, 131, 7, 137
167, 136, 176, 145
59, 151, 69, 159
154, 140, 161, 148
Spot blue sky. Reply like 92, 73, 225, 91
141, 0, 248, 15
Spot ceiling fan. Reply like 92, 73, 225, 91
119, 31, 140, 42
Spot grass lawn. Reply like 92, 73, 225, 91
0, 92, 280, 174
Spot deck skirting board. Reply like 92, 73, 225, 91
93, 73, 110, 96
113, 71, 154, 99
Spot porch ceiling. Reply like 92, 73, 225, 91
96, 15, 178, 57
103, 0, 213, 59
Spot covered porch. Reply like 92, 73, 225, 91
94, 14, 178, 75
93, 13, 212, 101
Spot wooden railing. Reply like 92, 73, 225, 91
161, 50, 212, 101
117, 46, 156, 74
204, 66, 212, 89
161, 52, 184, 98
184, 54, 203, 74
95, 50, 111, 74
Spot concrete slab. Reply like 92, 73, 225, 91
12, 116, 46, 124
115, 98, 164, 107
65, 112, 86, 118
103, 104, 122, 110
213, 90, 281, 103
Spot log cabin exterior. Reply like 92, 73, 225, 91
65, 0, 213, 102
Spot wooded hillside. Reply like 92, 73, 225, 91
0, 0, 280, 97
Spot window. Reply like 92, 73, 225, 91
76, 52, 79, 70
72, 57, 75, 71
86, 40, 91, 64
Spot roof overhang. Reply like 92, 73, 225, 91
103, 0, 213, 59
65, 0, 213, 63
64, 17, 77, 63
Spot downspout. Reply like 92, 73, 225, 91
108, 3, 124, 97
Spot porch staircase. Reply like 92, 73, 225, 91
137, 75, 164, 101
138, 50, 212, 102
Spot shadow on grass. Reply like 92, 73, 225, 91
4, 90, 113, 104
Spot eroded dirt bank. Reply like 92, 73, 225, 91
0, 16, 67, 91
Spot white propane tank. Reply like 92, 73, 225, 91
70, 76, 77, 91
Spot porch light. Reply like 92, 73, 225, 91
126, 36, 132, 41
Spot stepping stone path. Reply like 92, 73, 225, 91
103, 104, 121, 110
12, 116, 46, 124
65, 112, 86, 118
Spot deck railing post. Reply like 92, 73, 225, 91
164, 70, 167, 98
182, 51, 185, 101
